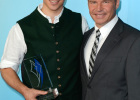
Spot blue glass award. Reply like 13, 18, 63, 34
23, 55, 59, 100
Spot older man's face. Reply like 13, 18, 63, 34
88, 0, 119, 28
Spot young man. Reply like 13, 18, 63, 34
0, 0, 89, 100
80, 0, 140, 100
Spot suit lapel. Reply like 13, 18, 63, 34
88, 19, 124, 84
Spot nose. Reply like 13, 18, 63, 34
96, 3, 102, 11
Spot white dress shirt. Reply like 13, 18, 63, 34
84, 15, 118, 76
0, 4, 89, 72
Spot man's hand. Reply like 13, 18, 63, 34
1, 68, 47, 100
23, 88, 48, 100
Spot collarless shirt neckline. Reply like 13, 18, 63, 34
37, 3, 64, 24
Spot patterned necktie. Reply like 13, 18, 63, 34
89, 29, 101, 78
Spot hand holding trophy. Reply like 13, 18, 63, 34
23, 55, 59, 100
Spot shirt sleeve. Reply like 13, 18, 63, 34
81, 15, 89, 34
0, 23, 27, 72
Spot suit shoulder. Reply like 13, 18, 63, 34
123, 23, 140, 37
84, 27, 94, 36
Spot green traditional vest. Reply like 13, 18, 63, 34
18, 7, 83, 100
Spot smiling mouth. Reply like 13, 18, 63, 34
49, 0, 60, 4
95, 14, 105, 18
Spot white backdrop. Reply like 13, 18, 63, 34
0, 0, 140, 99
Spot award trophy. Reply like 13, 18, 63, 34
23, 55, 59, 100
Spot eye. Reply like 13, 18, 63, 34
103, 1, 110, 3
89, 1, 97, 4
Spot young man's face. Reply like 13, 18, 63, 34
43, 0, 64, 12
88, 0, 119, 28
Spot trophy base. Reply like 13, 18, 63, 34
37, 88, 59, 100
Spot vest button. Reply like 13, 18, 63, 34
55, 42, 58, 45
56, 50, 59, 53
51, 26, 54, 29
58, 84, 61, 87
57, 59, 60, 62
57, 67, 60, 70
59, 93, 62, 96
58, 76, 61, 79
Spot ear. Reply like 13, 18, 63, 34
116, 0, 120, 9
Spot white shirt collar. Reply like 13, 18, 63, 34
95, 15, 118, 39
37, 3, 64, 24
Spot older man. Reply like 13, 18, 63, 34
80, 0, 140, 100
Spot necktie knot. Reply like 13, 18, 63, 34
96, 29, 101, 38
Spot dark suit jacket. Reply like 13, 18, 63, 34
80, 18, 140, 100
